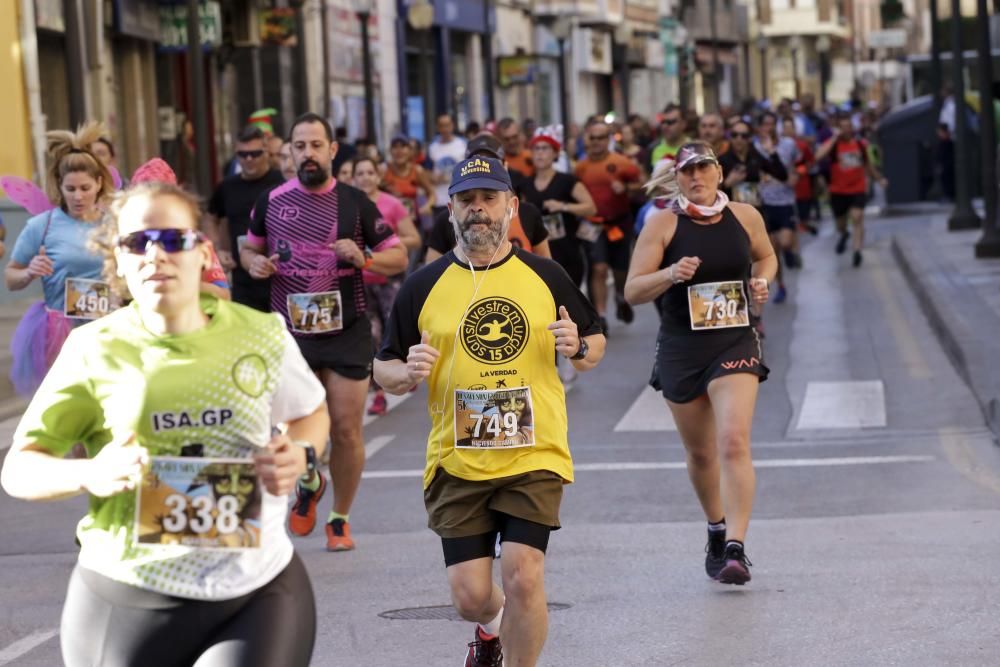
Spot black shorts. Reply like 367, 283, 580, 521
588, 227, 634, 272
829, 193, 867, 219
295, 318, 373, 380
651, 326, 770, 403
762, 204, 797, 233
61, 554, 315, 667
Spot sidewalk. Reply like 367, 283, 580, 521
891, 207, 1000, 439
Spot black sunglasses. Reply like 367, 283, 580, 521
237, 149, 265, 159
663, 118, 680, 125
589, 134, 610, 140
730, 132, 751, 139
117, 229, 204, 254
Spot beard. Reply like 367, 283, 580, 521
297, 160, 329, 187
453, 210, 508, 253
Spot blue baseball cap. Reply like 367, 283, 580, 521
448, 156, 512, 196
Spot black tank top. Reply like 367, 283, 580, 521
659, 206, 753, 335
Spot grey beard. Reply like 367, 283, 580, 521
454, 213, 507, 253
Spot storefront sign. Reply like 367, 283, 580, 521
497, 56, 538, 88
115, 0, 161, 41
574, 27, 612, 75
260, 8, 297, 47
158, 1, 222, 51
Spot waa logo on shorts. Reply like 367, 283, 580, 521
461, 297, 529, 365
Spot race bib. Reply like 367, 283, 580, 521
839, 152, 864, 169
542, 213, 566, 240
687, 281, 750, 330
454, 387, 535, 450
135, 457, 261, 550
64, 278, 116, 320
576, 219, 603, 243
287, 291, 343, 334
731, 183, 761, 206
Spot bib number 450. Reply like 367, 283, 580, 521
75, 293, 109, 314
162, 494, 240, 535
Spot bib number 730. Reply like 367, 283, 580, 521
687, 281, 750, 330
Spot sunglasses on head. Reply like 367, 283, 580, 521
237, 149, 265, 159
117, 229, 204, 254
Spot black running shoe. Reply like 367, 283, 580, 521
716, 543, 753, 585
852, 250, 863, 267
465, 626, 503, 667
616, 299, 634, 324
705, 529, 726, 579
836, 232, 850, 254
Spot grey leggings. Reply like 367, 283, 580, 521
61, 554, 316, 667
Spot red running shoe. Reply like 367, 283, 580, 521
288, 473, 326, 537
464, 626, 503, 667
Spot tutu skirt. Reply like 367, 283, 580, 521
9, 302, 72, 396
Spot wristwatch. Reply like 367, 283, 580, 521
361, 249, 374, 270
293, 440, 318, 473
570, 338, 589, 361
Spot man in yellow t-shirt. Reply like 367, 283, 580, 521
374, 156, 606, 667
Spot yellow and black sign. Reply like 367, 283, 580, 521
461, 297, 529, 365
460, 158, 493, 178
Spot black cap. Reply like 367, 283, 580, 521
466, 134, 505, 161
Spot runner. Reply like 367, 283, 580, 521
785, 117, 819, 236
718, 119, 789, 302
698, 113, 730, 157
382, 135, 436, 221
278, 140, 298, 181
757, 111, 802, 279
575, 119, 642, 328
1, 181, 329, 666
5, 122, 115, 395
240, 112, 408, 551
814, 112, 888, 267
352, 156, 422, 416
624, 141, 777, 585
428, 114, 468, 219
373, 156, 606, 666
207, 125, 285, 311
647, 104, 690, 169
426, 134, 551, 261
498, 118, 534, 179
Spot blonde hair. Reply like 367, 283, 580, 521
90, 182, 203, 299
46, 121, 116, 209
644, 158, 679, 202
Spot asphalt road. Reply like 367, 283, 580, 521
1, 215, 999, 666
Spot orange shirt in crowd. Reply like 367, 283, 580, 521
575, 152, 640, 222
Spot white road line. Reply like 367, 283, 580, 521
362, 392, 413, 427
613, 386, 677, 432
364, 435, 395, 460
361, 454, 934, 479
0, 629, 59, 665
796, 380, 887, 430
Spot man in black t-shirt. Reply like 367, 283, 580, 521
424, 134, 550, 261
208, 126, 286, 311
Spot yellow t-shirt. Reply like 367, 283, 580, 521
378, 248, 603, 488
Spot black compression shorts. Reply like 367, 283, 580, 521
60, 554, 316, 667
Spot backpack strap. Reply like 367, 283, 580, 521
40, 209, 55, 245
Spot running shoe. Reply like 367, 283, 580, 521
288, 472, 327, 537
616, 299, 634, 324
326, 518, 355, 551
835, 232, 850, 254
367, 392, 387, 416
465, 626, 503, 667
852, 250, 863, 267
773, 284, 787, 304
716, 543, 753, 585
705, 529, 727, 579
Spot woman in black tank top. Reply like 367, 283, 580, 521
520, 132, 598, 287
624, 141, 778, 586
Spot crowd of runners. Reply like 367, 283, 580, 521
1, 94, 889, 666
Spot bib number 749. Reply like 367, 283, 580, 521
470, 411, 519, 439
162, 494, 241, 535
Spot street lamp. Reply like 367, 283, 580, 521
756, 34, 768, 102
614, 22, 633, 118
550, 16, 573, 150
948, 0, 980, 230
352, 0, 377, 144
407, 1, 435, 142
974, 0, 1000, 256
789, 34, 803, 100
816, 35, 831, 105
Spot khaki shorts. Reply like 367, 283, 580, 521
424, 468, 564, 539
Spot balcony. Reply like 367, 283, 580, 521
761, 7, 850, 39
678, 1, 738, 44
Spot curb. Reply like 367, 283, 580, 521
891, 233, 1000, 440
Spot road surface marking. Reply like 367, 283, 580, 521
362, 454, 934, 479
364, 435, 396, 460
939, 427, 1000, 495
613, 386, 677, 432
362, 392, 412, 427
0, 629, 59, 665
868, 253, 931, 379
796, 380, 886, 429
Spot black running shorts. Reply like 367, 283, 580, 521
295, 317, 373, 380
829, 193, 867, 219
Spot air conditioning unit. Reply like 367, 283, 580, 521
232, 0, 260, 47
